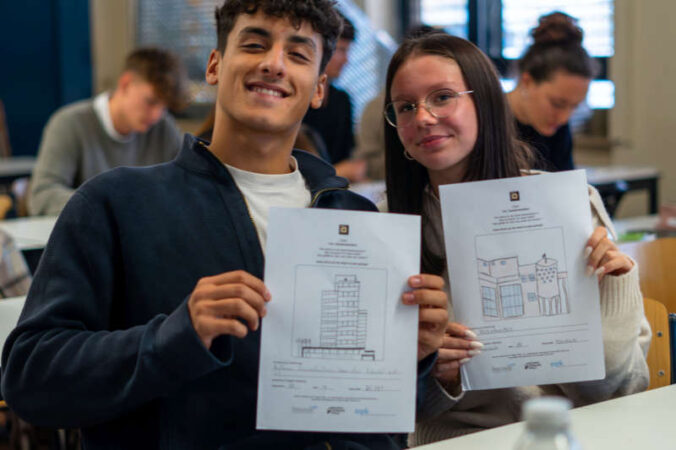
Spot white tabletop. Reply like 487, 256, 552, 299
613, 214, 659, 236
0, 216, 57, 250
349, 180, 386, 205
584, 165, 659, 184
0, 296, 26, 367
0, 156, 36, 179
417, 385, 676, 449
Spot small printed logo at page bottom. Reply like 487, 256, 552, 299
510, 191, 520, 201
339, 224, 349, 235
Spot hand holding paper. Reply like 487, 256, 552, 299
188, 270, 271, 349
403, 274, 449, 361
584, 226, 634, 281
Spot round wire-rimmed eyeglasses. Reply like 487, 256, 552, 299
384, 89, 474, 128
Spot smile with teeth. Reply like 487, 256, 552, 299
250, 86, 286, 98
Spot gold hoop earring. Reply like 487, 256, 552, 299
403, 149, 415, 161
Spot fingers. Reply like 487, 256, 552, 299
189, 270, 270, 349
446, 321, 477, 340
408, 274, 445, 291
584, 227, 634, 280
199, 270, 271, 302
191, 282, 268, 318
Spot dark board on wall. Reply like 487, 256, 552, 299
0, 0, 92, 156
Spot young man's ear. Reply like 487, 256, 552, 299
310, 74, 327, 109
206, 50, 221, 86
117, 71, 135, 94
520, 72, 535, 90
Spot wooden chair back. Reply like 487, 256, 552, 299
620, 238, 676, 313
643, 297, 671, 389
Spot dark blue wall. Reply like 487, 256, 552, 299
0, 0, 92, 156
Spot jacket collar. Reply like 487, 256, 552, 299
175, 134, 349, 194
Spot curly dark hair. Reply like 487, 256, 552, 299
214, 0, 343, 73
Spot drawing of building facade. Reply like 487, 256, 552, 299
477, 254, 569, 320
298, 275, 375, 360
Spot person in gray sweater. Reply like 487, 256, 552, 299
29, 48, 189, 216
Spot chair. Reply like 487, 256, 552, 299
619, 238, 676, 313
643, 298, 671, 390
0, 99, 11, 158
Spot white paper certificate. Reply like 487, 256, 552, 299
256, 207, 421, 432
439, 170, 605, 391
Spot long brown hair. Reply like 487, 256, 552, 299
384, 33, 532, 274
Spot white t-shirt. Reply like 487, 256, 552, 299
225, 157, 311, 252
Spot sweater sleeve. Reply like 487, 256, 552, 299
544, 187, 650, 404
547, 263, 650, 404
416, 374, 465, 422
28, 108, 81, 216
1, 190, 230, 428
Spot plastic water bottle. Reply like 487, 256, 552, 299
513, 397, 581, 450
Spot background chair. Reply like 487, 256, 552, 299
643, 297, 671, 390
619, 238, 676, 313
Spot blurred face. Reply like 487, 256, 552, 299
206, 11, 326, 135
118, 76, 167, 133
520, 70, 590, 136
324, 38, 352, 80
390, 54, 478, 181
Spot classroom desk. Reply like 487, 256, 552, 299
585, 166, 659, 216
0, 156, 35, 185
0, 296, 26, 363
349, 180, 386, 205
0, 216, 57, 273
416, 385, 676, 449
0, 216, 56, 251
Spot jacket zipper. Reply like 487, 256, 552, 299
310, 187, 346, 207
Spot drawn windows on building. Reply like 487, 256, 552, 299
500, 284, 524, 318
482, 286, 499, 317
528, 292, 537, 303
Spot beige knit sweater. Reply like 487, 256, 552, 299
411, 184, 651, 446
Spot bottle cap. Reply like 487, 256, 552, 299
522, 396, 572, 431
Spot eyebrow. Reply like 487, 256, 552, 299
238, 26, 317, 53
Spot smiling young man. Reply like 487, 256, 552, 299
29, 48, 188, 216
1, 1, 447, 449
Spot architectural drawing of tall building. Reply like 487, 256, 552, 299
298, 275, 375, 360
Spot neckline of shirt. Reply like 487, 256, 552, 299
93, 92, 136, 143
224, 157, 305, 191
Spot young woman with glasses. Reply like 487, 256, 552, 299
382, 32, 650, 445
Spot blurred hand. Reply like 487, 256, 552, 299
403, 274, 449, 361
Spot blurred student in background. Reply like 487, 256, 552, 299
29, 48, 188, 216
507, 11, 594, 172
302, 12, 369, 182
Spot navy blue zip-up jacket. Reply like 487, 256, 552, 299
2, 135, 431, 449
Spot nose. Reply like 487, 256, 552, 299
414, 102, 437, 126
260, 44, 286, 79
